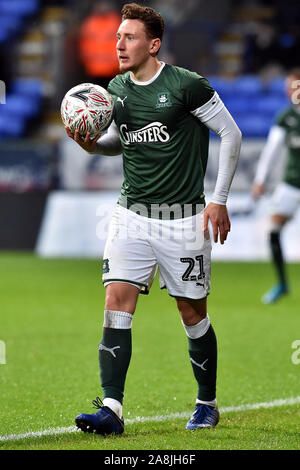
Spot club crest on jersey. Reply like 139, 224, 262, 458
156, 92, 172, 108
102, 258, 110, 273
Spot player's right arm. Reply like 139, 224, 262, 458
252, 125, 286, 200
65, 120, 122, 156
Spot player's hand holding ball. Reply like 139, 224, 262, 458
61, 83, 114, 152
65, 128, 101, 153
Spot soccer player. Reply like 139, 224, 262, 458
252, 68, 300, 304
66, 3, 242, 434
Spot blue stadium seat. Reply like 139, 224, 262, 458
209, 75, 291, 137
11, 79, 43, 98
235, 114, 272, 137
0, 14, 23, 41
223, 96, 251, 115
0, 28, 9, 43
0, 81, 43, 139
0, 1, 40, 43
0, 0, 40, 17
4, 93, 40, 118
206, 76, 235, 97
0, 113, 26, 138
268, 77, 286, 95
255, 95, 289, 114
233, 75, 263, 96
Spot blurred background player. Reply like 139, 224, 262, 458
78, 1, 121, 89
252, 68, 300, 304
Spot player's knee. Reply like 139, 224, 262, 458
269, 216, 287, 233
105, 290, 129, 311
105, 283, 139, 314
269, 218, 285, 246
176, 298, 207, 326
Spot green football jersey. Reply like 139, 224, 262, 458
107, 63, 215, 216
276, 106, 300, 189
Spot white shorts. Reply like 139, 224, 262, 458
270, 182, 300, 218
102, 205, 211, 300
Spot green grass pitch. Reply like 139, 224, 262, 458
0, 252, 299, 450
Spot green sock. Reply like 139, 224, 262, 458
188, 324, 217, 402
99, 327, 132, 404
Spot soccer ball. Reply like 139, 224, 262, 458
61, 83, 114, 136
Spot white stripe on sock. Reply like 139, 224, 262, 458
182, 315, 211, 339
103, 310, 133, 329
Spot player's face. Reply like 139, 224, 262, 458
116, 19, 158, 74
286, 75, 300, 105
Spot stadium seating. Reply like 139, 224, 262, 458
235, 114, 273, 137
0, 14, 23, 42
232, 75, 263, 96
0, 0, 40, 43
0, 0, 291, 140
0, 0, 39, 17
0, 0, 42, 138
208, 75, 289, 137
11, 78, 43, 98
0, 74, 288, 139
0, 79, 43, 138
0, 113, 26, 138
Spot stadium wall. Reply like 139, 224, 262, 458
0, 192, 48, 250
35, 189, 300, 262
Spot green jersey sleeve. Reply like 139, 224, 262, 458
275, 108, 291, 129
179, 69, 215, 111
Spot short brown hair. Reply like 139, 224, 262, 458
121, 3, 164, 41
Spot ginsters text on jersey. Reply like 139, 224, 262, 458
120, 122, 170, 144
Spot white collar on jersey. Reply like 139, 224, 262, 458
130, 62, 166, 86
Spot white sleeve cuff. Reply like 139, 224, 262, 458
91, 121, 122, 156
191, 91, 224, 123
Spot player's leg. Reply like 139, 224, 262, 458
76, 205, 157, 434
176, 296, 219, 429
75, 282, 139, 435
261, 182, 298, 303
99, 282, 139, 417
261, 214, 289, 304
151, 209, 218, 428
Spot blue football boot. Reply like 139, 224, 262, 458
75, 397, 124, 435
261, 283, 288, 304
186, 404, 220, 430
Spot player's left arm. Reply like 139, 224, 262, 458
192, 93, 242, 244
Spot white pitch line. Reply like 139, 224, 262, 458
1, 396, 300, 443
